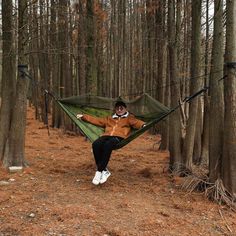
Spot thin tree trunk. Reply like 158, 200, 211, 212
86, 0, 97, 94
58, 0, 72, 130
182, 0, 202, 171
51, 0, 61, 128
201, 0, 210, 163
157, 0, 168, 149
193, 98, 203, 164
29, 1, 40, 120
78, 1, 86, 95
168, 0, 182, 172
38, 0, 49, 123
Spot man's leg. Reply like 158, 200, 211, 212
91, 136, 111, 185
92, 136, 110, 170
99, 136, 123, 171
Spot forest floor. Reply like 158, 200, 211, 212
0, 106, 236, 236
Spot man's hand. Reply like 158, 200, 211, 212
76, 114, 83, 119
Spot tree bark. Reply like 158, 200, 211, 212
182, 0, 202, 171
156, 0, 168, 149
222, 0, 236, 197
201, 0, 210, 163
37, 0, 49, 123
78, 1, 86, 95
86, 0, 97, 94
4, 0, 29, 167
0, 0, 15, 162
28, 1, 40, 120
167, 0, 182, 172
51, 0, 61, 128
209, 0, 224, 182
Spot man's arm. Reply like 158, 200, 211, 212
128, 115, 145, 129
77, 114, 106, 127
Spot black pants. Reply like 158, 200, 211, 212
92, 136, 123, 172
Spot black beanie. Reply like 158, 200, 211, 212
115, 101, 127, 108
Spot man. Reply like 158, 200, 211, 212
77, 101, 145, 185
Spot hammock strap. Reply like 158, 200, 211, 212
44, 91, 50, 136
43, 90, 58, 136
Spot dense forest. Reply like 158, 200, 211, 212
0, 0, 235, 206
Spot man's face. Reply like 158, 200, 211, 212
115, 105, 127, 116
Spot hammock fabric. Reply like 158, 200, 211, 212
57, 93, 171, 149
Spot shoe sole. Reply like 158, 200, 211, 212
92, 180, 100, 185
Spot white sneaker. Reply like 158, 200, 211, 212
100, 169, 111, 184
92, 171, 102, 185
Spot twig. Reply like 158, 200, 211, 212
218, 209, 233, 233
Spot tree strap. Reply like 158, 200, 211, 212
225, 62, 236, 69
44, 90, 50, 136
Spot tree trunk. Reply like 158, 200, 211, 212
209, 0, 224, 182
38, 0, 49, 123
86, 0, 97, 94
160, 60, 170, 151
58, 0, 73, 130
51, 0, 61, 128
222, 0, 236, 198
156, 0, 168, 149
4, 0, 29, 167
182, 0, 202, 171
29, 1, 40, 120
95, 0, 106, 96
0, 0, 15, 162
78, 1, 86, 95
156, 0, 166, 103
193, 99, 203, 164
167, 0, 182, 172
201, 0, 210, 163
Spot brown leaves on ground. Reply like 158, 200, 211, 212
0, 107, 236, 236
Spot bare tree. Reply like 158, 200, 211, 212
182, 0, 202, 171
167, 0, 182, 172
0, 0, 15, 163
208, 0, 224, 183
201, 0, 210, 162
51, 0, 61, 128
86, 0, 97, 94
4, 0, 29, 167
222, 0, 236, 198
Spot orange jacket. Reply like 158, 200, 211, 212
82, 112, 145, 139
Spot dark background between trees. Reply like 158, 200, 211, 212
0, 0, 235, 202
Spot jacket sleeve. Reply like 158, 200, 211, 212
81, 114, 106, 127
128, 115, 145, 129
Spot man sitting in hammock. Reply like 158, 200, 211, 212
76, 101, 145, 185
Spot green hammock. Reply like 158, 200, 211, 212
57, 93, 171, 149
